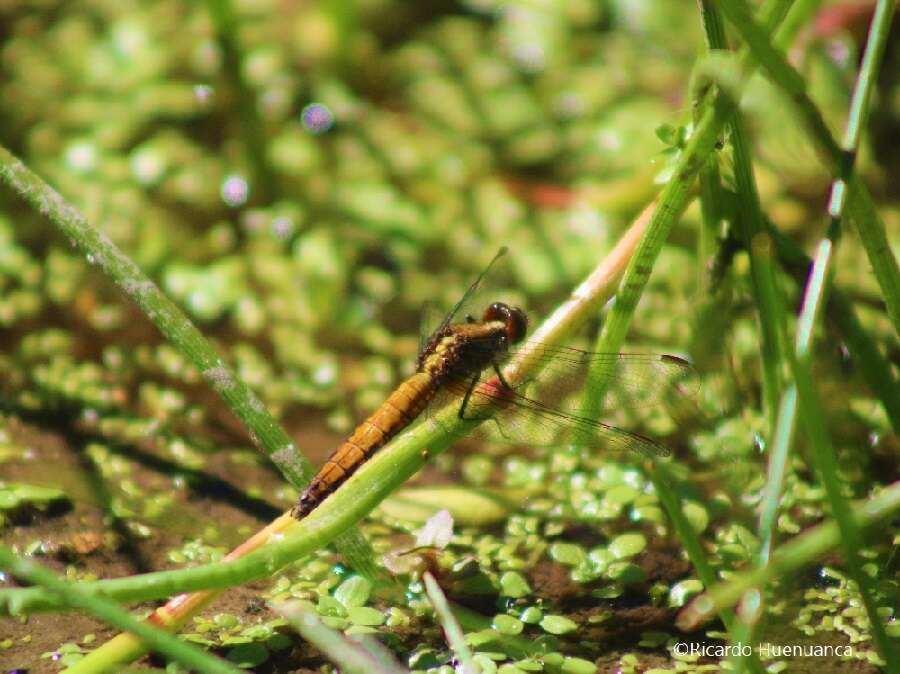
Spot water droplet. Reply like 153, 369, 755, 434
827, 39, 851, 67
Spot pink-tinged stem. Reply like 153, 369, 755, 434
64, 513, 297, 674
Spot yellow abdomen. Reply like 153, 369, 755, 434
292, 371, 438, 518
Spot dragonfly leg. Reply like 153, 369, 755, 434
492, 363, 513, 391
457, 372, 482, 420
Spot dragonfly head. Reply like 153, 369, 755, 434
483, 302, 528, 345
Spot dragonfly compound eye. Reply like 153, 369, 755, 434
483, 302, 528, 344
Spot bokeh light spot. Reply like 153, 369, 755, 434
301, 102, 335, 135
221, 175, 249, 208
64, 141, 97, 174
193, 84, 214, 104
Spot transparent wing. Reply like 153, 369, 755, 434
507, 341, 699, 406
424, 345, 697, 459
419, 301, 443, 354
419, 247, 510, 349
450, 339, 697, 410
427, 374, 670, 459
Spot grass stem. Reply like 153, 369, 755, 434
0, 546, 243, 674
678, 480, 900, 630
0, 144, 378, 580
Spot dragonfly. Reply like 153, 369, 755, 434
292, 249, 694, 519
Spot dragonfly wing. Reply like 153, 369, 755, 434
419, 301, 443, 354
440, 376, 671, 458
420, 340, 696, 458
508, 342, 698, 410
418, 248, 513, 349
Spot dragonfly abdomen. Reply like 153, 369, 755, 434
292, 371, 438, 519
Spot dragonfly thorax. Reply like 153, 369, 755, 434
417, 302, 527, 381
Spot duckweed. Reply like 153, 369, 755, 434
500, 571, 532, 599
333, 574, 372, 608
520, 607, 543, 624
493, 614, 525, 635
1, 0, 894, 672
607, 533, 647, 559
605, 561, 645, 584
679, 501, 708, 533
497, 665, 527, 674
316, 595, 346, 617
0, 483, 68, 514
347, 606, 384, 627
668, 579, 704, 608
539, 615, 578, 635
474, 654, 500, 674
560, 657, 597, 674
409, 647, 442, 669
226, 642, 269, 668
549, 543, 587, 567
320, 616, 348, 630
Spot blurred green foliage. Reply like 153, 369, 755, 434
0, 0, 897, 672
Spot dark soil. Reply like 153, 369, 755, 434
0, 415, 293, 672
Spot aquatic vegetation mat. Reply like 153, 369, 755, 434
0, 1, 898, 673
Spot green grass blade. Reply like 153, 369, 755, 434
723, 0, 898, 662
792, 242, 897, 667
580, 0, 795, 418
720, 0, 900, 334
729, 115, 789, 432
694, 2, 729, 288
678, 479, 900, 629
840, 0, 897, 157
0, 546, 244, 674
787, 234, 896, 666
0, 147, 306, 486
203, 0, 277, 204
651, 466, 765, 674
846, 175, 900, 335
273, 601, 408, 674
772, 227, 900, 430
720, 0, 835, 154
0, 144, 378, 580
423, 573, 479, 674
690, 7, 775, 673
757, 385, 797, 564
773, 0, 825, 51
